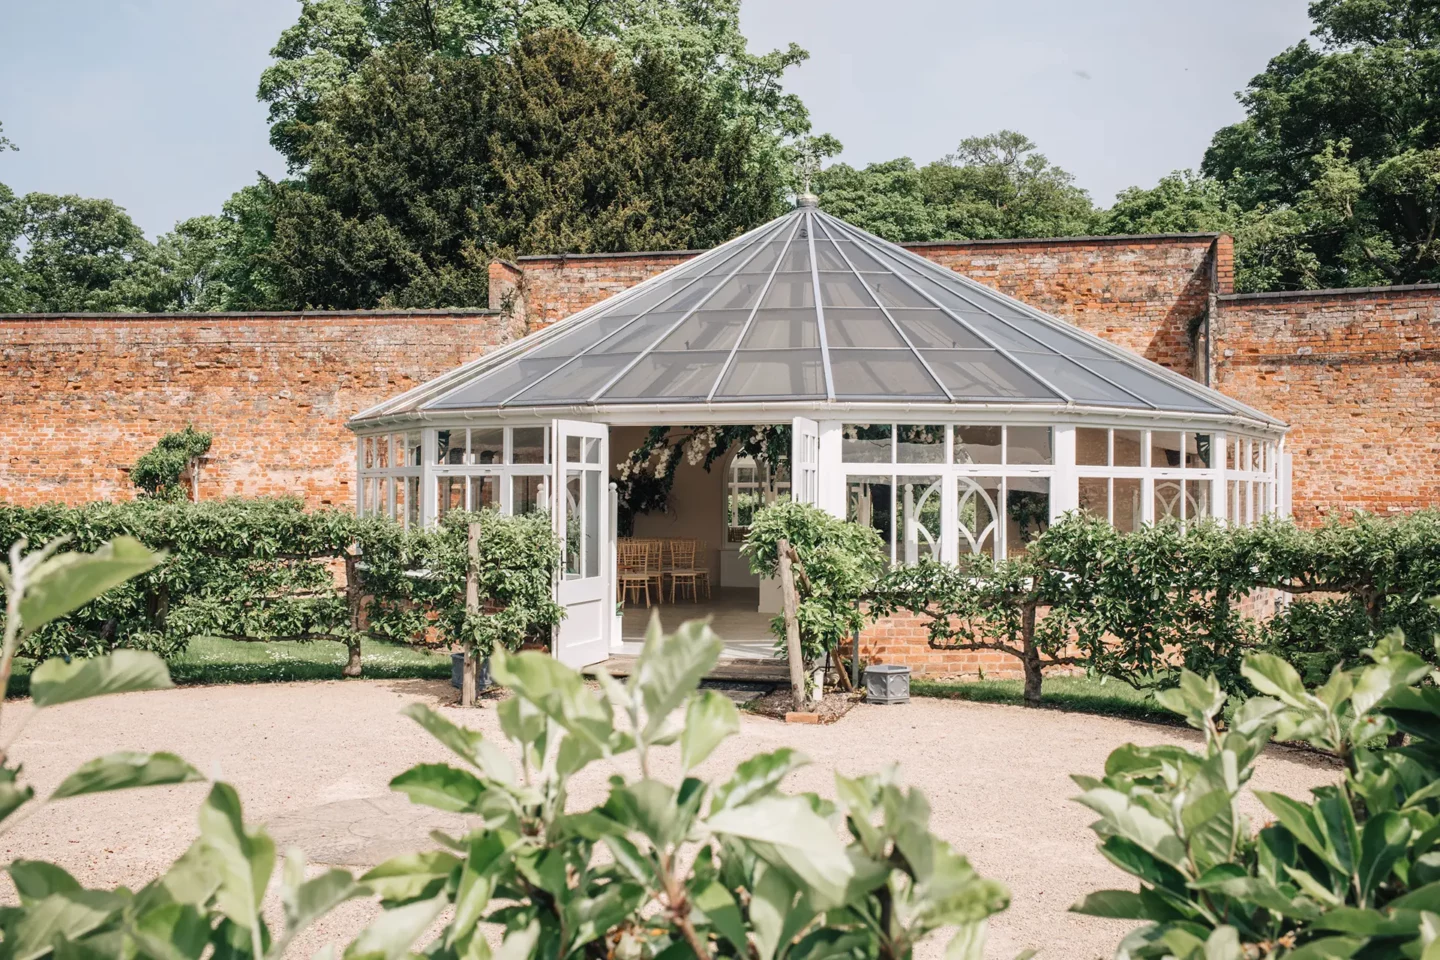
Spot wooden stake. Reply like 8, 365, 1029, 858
462, 521, 480, 707
777, 537, 806, 711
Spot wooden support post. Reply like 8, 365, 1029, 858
776, 537, 807, 711
462, 521, 481, 707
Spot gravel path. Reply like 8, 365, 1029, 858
0, 679, 1337, 959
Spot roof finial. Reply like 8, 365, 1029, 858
794, 142, 821, 208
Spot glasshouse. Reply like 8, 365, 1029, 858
348, 196, 1289, 669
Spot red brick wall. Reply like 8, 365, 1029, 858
1212, 285, 1440, 523
509, 234, 1222, 373
0, 310, 514, 507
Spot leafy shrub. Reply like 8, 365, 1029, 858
0, 538, 1014, 960
742, 500, 887, 662
1072, 628, 1440, 958
130, 425, 213, 499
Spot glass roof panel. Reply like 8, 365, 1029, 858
887, 309, 990, 350
739, 308, 820, 349
1006, 352, 1147, 406
651, 309, 753, 352
737, 241, 791, 273
704, 274, 771, 311
600, 351, 731, 401
906, 275, 1114, 359
832, 240, 892, 273
824, 308, 909, 348
829, 350, 945, 398
507, 354, 639, 404
428, 356, 571, 408
923, 350, 1057, 401
714, 349, 825, 398
778, 238, 811, 272
1082, 358, 1228, 413
759, 272, 815, 308
867, 277, 935, 310
816, 272, 874, 308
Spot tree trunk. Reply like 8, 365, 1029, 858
343, 549, 364, 678
462, 522, 481, 707
1021, 604, 1042, 706
777, 537, 808, 711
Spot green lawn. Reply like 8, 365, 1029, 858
910, 674, 1179, 724
7, 636, 452, 697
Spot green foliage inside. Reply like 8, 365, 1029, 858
741, 501, 888, 662
130, 425, 213, 500
1071, 629, 1440, 958
0, 498, 561, 673
0, 540, 1014, 960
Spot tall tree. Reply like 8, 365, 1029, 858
1200, 0, 1440, 288
265, 28, 786, 309
7, 194, 154, 313
814, 131, 1098, 243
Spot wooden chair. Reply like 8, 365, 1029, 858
643, 539, 665, 600
668, 538, 710, 603
617, 541, 652, 608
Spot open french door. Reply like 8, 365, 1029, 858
551, 419, 611, 669
791, 416, 820, 505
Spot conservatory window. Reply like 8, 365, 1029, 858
360, 426, 551, 525
725, 455, 789, 543
357, 431, 424, 527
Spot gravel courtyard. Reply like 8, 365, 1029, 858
1, 678, 1337, 959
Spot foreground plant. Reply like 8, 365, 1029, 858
1071, 628, 1440, 958
362, 616, 1012, 960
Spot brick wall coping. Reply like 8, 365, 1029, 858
0, 308, 500, 322
512, 232, 1227, 263
1218, 283, 1440, 304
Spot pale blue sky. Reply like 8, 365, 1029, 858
0, 0, 1316, 238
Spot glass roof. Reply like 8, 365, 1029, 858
356, 200, 1281, 424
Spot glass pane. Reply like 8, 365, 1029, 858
778, 239, 811, 272
362, 437, 375, 470
866, 277, 933, 309
1227, 480, 1241, 524
714, 350, 825, 398
470, 428, 504, 465
1224, 436, 1237, 471
436, 430, 464, 465
924, 350, 1056, 400
954, 426, 1002, 465
816, 272, 876, 308
824, 308, 909, 348
1007, 426, 1052, 465
566, 435, 581, 462
1006, 477, 1050, 554
956, 476, 1001, 559
740, 309, 820, 349
379, 478, 392, 517
705, 275, 771, 312
736, 241, 790, 274
1151, 432, 1183, 469
1081, 358, 1226, 413
362, 477, 377, 515
564, 471, 582, 578
760, 272, 815, 308
584, 470, 601, 578
847, 475, 894, 565
583, 437, 601, 464
1185, 478, 1211, 520
1154, 479, 1183, 521
1186, 433, 1213, 469
842, 424, 892, 463
1008, 353, 1142, 406
1077, 428, 1109, 467
897, 425, 945, 463
512, 428, 546, 464
438, 477, 466, 519
1078, 477, 1108, 519
653, 310, 751, 352
431, 356, 569, 408
1113, 478, 1142, 533
508, 354, 637, 404
602, 351, 730, 401
406, 476, 421, 527
405, 433, 423, 467
897, 476, 943, 565
376, 436, 390, 468
512, 475, 545, 514
887, 309, 990, 350
470, 475, 499, 511
1114, 430, 1144, 467
828, 350, 946, 398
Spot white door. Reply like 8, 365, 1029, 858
552, 420, 611, 669
791, 417, 820, 505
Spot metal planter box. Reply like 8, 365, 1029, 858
450, 652, 492, 691
864, 664, 910, 705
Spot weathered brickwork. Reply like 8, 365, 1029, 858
0, 310, 514, 507
1212, 285, 1440, 523
504, 251, 704, 331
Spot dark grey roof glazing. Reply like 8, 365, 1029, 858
356, 203, 1281, 424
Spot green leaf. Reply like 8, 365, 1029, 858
360, 851, 460, 904
400, 704, 515, 784
19, 537, 162, 636
344, 895, 447, 960
198, 782, 275, 932
1241, 654, 1313, 709
281, 850, 361, 946
0, 767, 35, 824
708, 795, 853, 907
30, 651, 173, 709
1358, 811, 1410, 903
680, 689, 739, 771
1256, 790, 1341, 871
491, 650, 612, 761
446, 832, 513, 949
131, 902, 211, 960
1069, 890, 1154, 920
1279, 936, 1365, 959
7, 889, 127, 960
630, 618, 724, 742
50, 752, 203, 800
712, 747, 807, 812
8, 861, 81, 904
389, 763, 487, 813
1155, 671, 1226, 730
691, 878, 747, 953
747, 863, 796, 960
